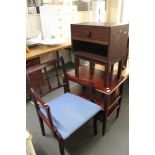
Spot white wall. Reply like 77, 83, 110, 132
26, 14, 42, 38
26, 10, 93, 63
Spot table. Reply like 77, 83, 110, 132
26, 130, 36, 155
26, 42, 71, 61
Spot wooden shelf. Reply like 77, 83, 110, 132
72, 38, 109, 45
74, 51, 109, 64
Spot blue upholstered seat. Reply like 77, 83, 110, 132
40, 92, 101, 140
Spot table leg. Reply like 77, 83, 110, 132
56, 50, 60, 68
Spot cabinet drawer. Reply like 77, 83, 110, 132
71, 26, 109, 44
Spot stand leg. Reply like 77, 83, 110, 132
110, 64, 114, 81
75, 56, 80, 77
105, 64, 111, 88
90, 61, 95, 75
117, 59, 123, 80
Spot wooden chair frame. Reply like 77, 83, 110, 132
26, 57, 99, 155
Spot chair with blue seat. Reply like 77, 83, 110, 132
26, 57, 101, 155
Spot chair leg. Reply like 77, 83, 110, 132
38, 116, 45, 136
58, 139, 65, 155
93, 116, 97, 136
102, 119, 107, 136
102, 94, 109, 136
116, 106, 121, 118
116, 84, 124, 119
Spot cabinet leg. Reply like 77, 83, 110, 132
75, 56, 80, 77
110, 64, 114, 81
104, 64, 111, 88
117, 59, 123, 80
90, 61, 95, 75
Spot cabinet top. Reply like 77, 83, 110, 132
71, 22, 129, 27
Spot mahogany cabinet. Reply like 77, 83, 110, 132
71, 22, 129, 87
71, 22, 129, 63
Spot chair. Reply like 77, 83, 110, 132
26, 57, 101, 155
66, 64, 126, 135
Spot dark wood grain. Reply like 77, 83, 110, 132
68, 65, 128, 95
70, 81, 124, 135
71, 22, 129, 63
26, 57, 100, 155
71, 22, 129, 87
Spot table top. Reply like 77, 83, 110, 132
68, 63, 129, 95
26, 42, 71, 61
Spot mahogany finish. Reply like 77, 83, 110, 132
26, 57, 100, 155
26, 43, 71, 100
68, 65, 128, 95
26, 57, 42, 99
67, 64, 128, 135
71, 22, 129, 87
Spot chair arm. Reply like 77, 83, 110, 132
30, 88, 48, 109
65, 73, 94, 87
65, 73, 95, 102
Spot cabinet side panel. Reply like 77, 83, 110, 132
108, 25, 129, 62
108, 26, 122, 62
121, 25, 129, 57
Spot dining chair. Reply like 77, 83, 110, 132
26, 57, 101, 155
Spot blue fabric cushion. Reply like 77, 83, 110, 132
40, 92, 101, 140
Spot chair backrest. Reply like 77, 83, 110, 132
27, 57, 67, 97
26, 57, 95, 136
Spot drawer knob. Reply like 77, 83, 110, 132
86, 32, 92, 38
